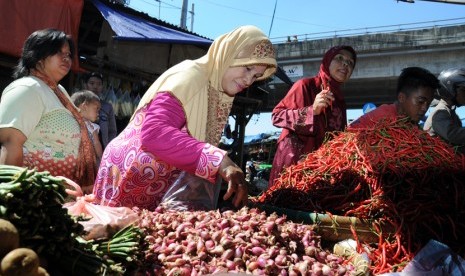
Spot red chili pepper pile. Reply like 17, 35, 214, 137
254, 117, 465, 273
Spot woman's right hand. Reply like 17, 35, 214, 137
313, 88, 334, 115
218, 155, 248, 208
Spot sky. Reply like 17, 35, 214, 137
127, 0, 465, 135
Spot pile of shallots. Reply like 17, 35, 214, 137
135, 206, 355, 275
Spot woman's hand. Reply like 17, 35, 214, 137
313, 88, 334, 115
218, 155, 248, 208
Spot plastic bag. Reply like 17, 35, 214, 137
333, 239, 370, 276
160, 171, 222, 211
379, 239, 465, 276
61, 177, 139, 240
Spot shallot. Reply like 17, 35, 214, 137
135, 207, 355, 275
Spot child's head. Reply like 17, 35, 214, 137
71, 90, 101, 122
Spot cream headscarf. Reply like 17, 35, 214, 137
134, 25, 277, 145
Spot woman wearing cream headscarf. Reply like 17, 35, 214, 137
92, 25, 277, 211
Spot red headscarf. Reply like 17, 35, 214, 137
269, 45, 357, 187
274, 45, 357, 149
317, 45, 357, 101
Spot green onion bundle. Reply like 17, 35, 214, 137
92, 224, 144, 263
0, 165, 82, 257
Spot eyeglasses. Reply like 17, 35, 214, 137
333, 54, 354, 68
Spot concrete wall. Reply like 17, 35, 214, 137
262, 24, 465, 110
276, 24, 465, 78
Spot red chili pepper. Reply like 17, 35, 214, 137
254, 117, 465, 274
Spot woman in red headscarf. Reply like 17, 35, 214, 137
268, 45, 357, 187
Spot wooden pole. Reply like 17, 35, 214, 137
237, 106, 246, 171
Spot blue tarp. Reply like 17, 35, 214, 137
91, 0, 212, 45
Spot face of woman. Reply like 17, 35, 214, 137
221, 65, 267, 97
329, 49, 355, 83
85, 77, 104, 95
38, 42, 72, 83
41, 42, 72, 83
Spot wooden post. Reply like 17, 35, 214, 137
236, 106, 246, 171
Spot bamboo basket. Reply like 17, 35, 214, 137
251, 203, 394, 244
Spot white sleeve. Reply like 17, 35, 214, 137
0, 83, 44, 137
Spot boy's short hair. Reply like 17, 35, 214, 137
71, 90, 101, 107
396, 67, 440, 96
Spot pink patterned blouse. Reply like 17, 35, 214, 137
92, 92, 226, 210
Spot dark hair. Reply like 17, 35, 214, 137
71, 90, 101, 107
13, 28, 75, 79
396, 67, 439, 96
84, 72, 104, 83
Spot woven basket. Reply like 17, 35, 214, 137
251, 203, 394, 243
